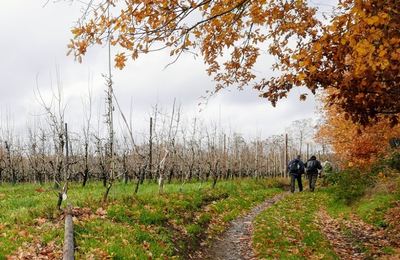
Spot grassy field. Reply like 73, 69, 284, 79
0, 178, 282, 259
3, 177, 398, 259
253, 178, 400, 259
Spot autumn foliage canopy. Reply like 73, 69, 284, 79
317, 99, 400, 169
69, 0, 400, 126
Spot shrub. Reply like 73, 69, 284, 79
324, 171, 341, 186
333, 169, 375, 205
386, 151, 400, 172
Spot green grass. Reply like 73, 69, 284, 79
355, 192, 400, 227
325, 182, 400, 227
253, 191, 339, 259
0, 178, 282, 258
2, 177, 399, 259
253, 178, 400, 259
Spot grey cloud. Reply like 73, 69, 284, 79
0, 1, 320, 141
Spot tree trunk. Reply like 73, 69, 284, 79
103, 182, 112, 203
82, 169, 89, 187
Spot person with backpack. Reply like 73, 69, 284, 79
288, 155, 305, 193
305, 155, 323, 192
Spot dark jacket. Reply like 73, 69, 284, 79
288, 159, 305, 175
305, 158, 322, 174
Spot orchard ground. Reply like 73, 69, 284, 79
0, 177, 399, 259
0, 179, 282, 258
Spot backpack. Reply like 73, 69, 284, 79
289, 160, 300, 173
306, 160, 318, 173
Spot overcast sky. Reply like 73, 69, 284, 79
0, 1, 332, 141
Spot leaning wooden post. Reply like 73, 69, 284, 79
63, 205, 74, 260
285, 133, 288, 178
148, 117, 153, 181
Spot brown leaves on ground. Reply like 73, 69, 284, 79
84, 248, 110, 260
69, 206, 107, 222
35, 188, 45, 193
70, 206, 92, 218
316, 209, 398, 260
34, 217, 48, 226
6, 207, 108, 259
342, 214, 391, 258
7, 241, 62, 260
317, 210, 363, 259
385, 201, 400, 247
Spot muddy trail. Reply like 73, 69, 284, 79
192, 193, 287, 260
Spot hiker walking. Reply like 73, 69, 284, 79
288, 155, 305, 193
305, 155, 322, 192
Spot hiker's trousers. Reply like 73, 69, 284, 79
307, 172, 319, 192
290, 173, 303, 193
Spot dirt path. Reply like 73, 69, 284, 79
192, 193, 286, 260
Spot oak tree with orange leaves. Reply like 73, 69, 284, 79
68, 0, 400, 125
316, 92, 400, 169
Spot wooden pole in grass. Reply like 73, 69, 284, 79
149, 117, 153, 181
285, 133, 288, 178
63, 205, 74, 260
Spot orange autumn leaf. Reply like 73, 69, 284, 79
114, 53, 127, 70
